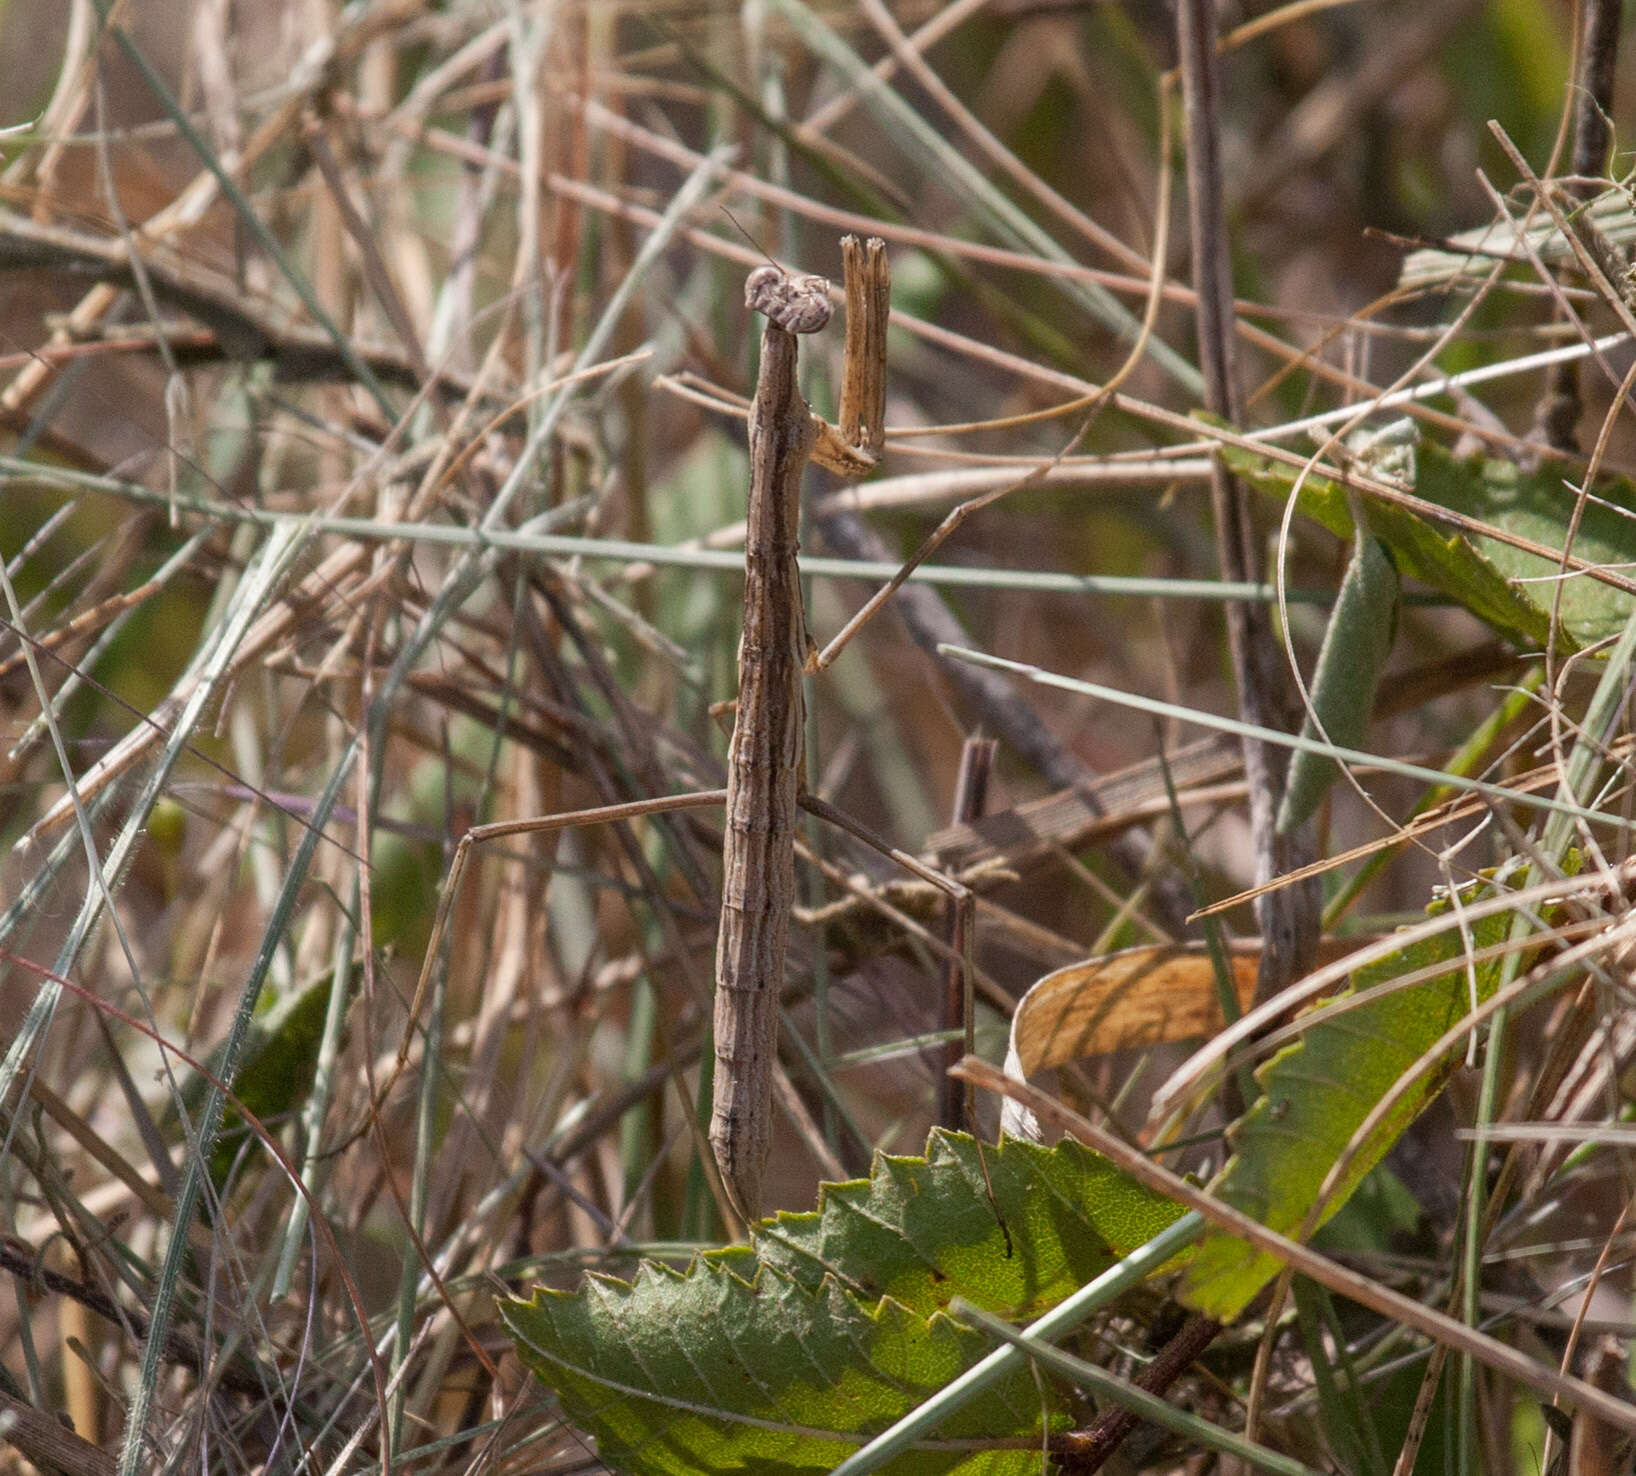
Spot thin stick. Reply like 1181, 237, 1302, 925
1176, 0, 1318, 1001
1058, 1311, 1222, 1472
1533, 0, 1622, 453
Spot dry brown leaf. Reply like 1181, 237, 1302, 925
1002, 938, 1368, 1140
1009, 942, 1262, 1080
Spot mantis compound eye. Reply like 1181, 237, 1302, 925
745, 264, 833, 334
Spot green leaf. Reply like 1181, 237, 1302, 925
1223, 434, 1636, 650
754, 1129, 1187, 1321
502, 1130, 1186, 1474
1224, 436, 1548, 647
502, 1258, 1053, 1476
1413, 448, 1636, 646
180, 976, 335, 1191
1178, 873, 1527, 1319
1277, 530, 1399, 834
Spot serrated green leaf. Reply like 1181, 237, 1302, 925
753, 1129, 1187, 1320
502, 1130, 1187, 1474
502, 1260, 1054, 1475
1178, 875, 1527, 1319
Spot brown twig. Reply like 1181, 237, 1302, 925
0, 1387, 114, 1476
0, 1237, 283, 1406
0, 207, 490, 402
1052, 1312, 1223, 1473
1175, 0, 1318, 1001
1535, 0, 1623, 452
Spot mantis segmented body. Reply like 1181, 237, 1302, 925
712, 242, 888, 1219
405, 237, 958, 1228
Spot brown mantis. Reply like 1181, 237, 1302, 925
405, 235, 973, 1224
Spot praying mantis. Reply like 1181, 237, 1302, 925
408, 236, 974, 1223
